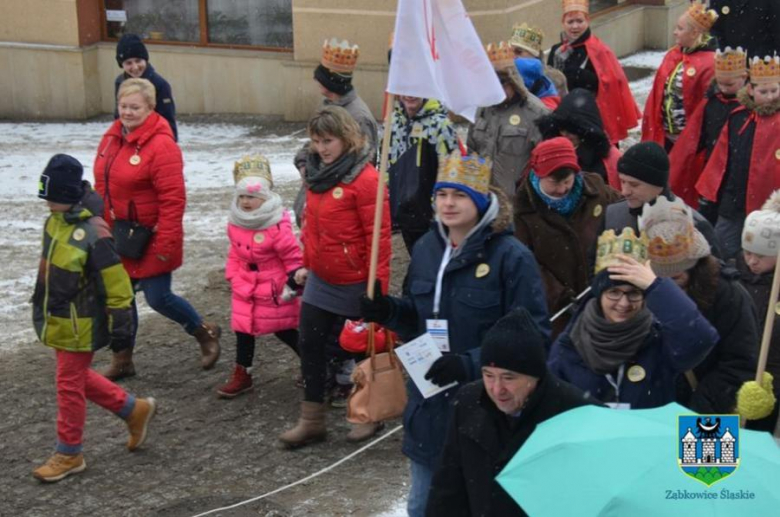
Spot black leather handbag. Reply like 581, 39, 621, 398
112, 201, 153, 260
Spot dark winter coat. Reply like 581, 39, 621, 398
708, 0, 780, 58
603, 195, 723, 258
467, 67, 548, 201
677, 265, 759, 414
536, 88, 621, 189
32, 187, 134, 353
384, 192, 550, 468
388, 99, 459, 233
114, 63, 177, 141
548, 29, 599, 94
549, 278, 719, 409
94, 111, 185, 279
425, 375, 599, 517
514, 172, 621, 336
737, 256, 780, 398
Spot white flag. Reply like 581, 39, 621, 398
387, 0, 505, 122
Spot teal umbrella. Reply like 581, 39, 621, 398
496, 403, 780, 516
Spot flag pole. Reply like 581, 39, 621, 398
367, 92, 396, 301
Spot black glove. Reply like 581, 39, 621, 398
424, 354, 469, 387
359, 280, 393, 323
287, 269, 302, 289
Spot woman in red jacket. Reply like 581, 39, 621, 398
641, 1, 718, 150
279, 106, 391, 447
93, 78, 221, 379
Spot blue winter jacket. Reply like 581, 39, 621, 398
515, 57, 558, 100
384, 193, 550, 467
114, 63, 178, 141
548, 278, 719, 409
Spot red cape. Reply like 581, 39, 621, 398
669, 92, 740, 208
603, 146, 622, 191
641, 46, 715, 146
584, 36, 641, 144
696, 107, 780, 214
541, 96, 561, 110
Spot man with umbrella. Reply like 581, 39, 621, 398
426, 309, 599, 516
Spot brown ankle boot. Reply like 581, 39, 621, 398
193, 322, 221, 370
346, 421, 385, 443
278, 401, 327, 448
102, 348, 136, 381
126, 397, 156, 451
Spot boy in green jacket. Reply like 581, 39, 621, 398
32, 154, 156, 483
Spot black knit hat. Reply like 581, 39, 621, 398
480, 309, 547, 379
116, 34, 149, 67
314, 64, 354, 96
38, 154, 84, 205
617, 142, 670, 188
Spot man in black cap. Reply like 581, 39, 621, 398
425, 309, 597, 517
603, 141, 721, 256
114, 33, 178, 141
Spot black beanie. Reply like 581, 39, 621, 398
617, 142, 669, 187
480, 309, 547, 379
38, 154, 84, 205
116, 34, 149, 67
314, 64, 354, 96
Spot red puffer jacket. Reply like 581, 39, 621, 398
302, 163, 391, 292
93, 112, 186, 279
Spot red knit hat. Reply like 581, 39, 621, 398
530, 137, 580, 178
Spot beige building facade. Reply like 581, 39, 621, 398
0, 0, 687, 121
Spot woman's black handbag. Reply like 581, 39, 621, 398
112, 201, 153, 259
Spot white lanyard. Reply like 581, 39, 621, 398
604, 364, 626, 402
432, 244, 453, 318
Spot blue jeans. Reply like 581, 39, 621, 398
407, 460, 434, 517
128, 273, 203, 349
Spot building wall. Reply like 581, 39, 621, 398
0, 0, 687, 121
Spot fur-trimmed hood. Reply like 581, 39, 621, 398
496, 66, 530, 105
737, 86, 780, 116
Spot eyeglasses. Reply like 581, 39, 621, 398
603, 288, 643, 302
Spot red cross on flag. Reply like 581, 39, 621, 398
387, 0, 506, 122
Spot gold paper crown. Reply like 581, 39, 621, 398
749, 55, 780, 85
509, 23, 544, 57
594, 228, 649, 274
638, 196, 695, 264
486, 41, 516, 71
233, 155, 273, 187
562, 0, 589, 15
715, 47, 747, 78
437, 151, 492, 195
321, 38, 359, 74
686, 0, 719, 32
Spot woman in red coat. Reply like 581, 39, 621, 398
279, 106, 391, 448
548, 0, 641, 145
641, 1, 718, 150
93, 78, 221, 379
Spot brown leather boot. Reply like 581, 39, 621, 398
126, 397, 156, 451
278, 401, 327, 448
193, 322, 221, 370
346, 421, 385, 443
102, 348, 136, 381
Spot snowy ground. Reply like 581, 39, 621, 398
0, 51, 663, 517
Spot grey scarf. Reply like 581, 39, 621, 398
229, 192, 284, 230
569, 299, 654, 375
305, 143, 371, 194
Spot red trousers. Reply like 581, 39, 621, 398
55, 349, 132, 454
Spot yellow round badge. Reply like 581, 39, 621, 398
775, 149, 780, 161
509, 114, 521, 126
775, 302, 780, 316
686, 67, 696, 77
627, 365, 646, 383
73, 228, 86, 241
253, 233, 265, 244
333, 187, 344, 199
476, 263, 490, 278
593, 204, 603, 217
721, 5, 730, 15
129, 154, 141, 166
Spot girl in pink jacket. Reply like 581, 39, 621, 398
218, 169, 305, 398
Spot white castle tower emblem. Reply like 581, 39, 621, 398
679, 417, 738, 467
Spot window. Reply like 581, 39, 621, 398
101, 0, 293, 50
